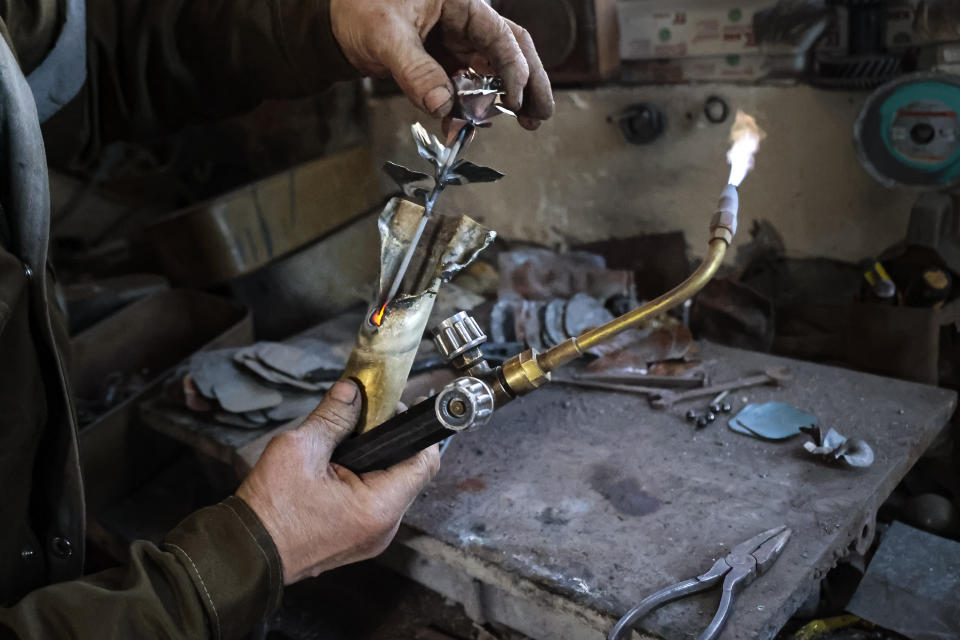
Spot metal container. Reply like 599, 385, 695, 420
74, 289, 252, 512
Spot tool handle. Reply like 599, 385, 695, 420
608, 577, 714, 640
331, 394, 455, 474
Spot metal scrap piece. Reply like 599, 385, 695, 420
243, 410, 269, 425
727, 402, 817, 440
253, 341, 340, 379
213, 411, 263, 429
801, 424, 875, 468
234, 352, 330, 392
543, 299, 568, 347
188, 349, 239, 399
563, 293, 615, 338
497, 249, 635, 303
212, 376, 283, 414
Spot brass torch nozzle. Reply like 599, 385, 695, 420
500, 185, 739, 398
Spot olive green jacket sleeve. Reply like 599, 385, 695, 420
41, 0, 361, 161
0, 497, 284, 640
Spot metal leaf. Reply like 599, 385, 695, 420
443, 160, 505, 186
411, 122, 440, 164
382, 161, 430, 186
382, 162, 435, 199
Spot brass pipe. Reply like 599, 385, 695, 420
501, 184, 740, 396
537, 238, 728, 374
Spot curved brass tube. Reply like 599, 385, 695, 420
536, 237, 728, 375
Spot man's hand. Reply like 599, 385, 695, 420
330, 0, 554, 130
236, 381, 440, 584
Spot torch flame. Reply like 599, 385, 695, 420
371, 303, 388, 327
726, 110, 766, 187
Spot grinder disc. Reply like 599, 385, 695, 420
854, 72, 960, 190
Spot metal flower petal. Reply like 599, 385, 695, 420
451, 68, 512, 127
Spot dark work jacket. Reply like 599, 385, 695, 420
0, 0, 357, 637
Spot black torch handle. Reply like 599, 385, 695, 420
331, 394, 456, 474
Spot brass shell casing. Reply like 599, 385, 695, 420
344, 197, 495, 433
343, 294, 436, 432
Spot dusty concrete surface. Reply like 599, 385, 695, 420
398, 343, 956, 640
369, 85, 916, 264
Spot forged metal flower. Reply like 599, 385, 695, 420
450, 68, 515, 128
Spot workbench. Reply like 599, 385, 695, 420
140, 342, 957, 640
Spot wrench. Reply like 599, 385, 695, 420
648, 366, 791, 409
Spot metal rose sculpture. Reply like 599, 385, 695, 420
373, 70, 514, 323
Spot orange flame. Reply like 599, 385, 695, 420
371, 303, 388, 327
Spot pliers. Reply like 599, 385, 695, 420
608, 525, 792, 640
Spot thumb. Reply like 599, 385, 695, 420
386, 32, 454, 118
298, 380, 361, 456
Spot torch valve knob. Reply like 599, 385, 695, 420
433, 311, 487, 362
436, 377, 495, 431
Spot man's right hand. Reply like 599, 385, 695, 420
236, 381, 441, 584
330, 0, 554, 130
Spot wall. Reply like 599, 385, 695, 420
369, 85, 918, 264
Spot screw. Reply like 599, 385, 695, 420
721, 403, 732, 413
696, 416, 710, 429
706, 412, 717, 423
686, 409, 698, 422
709, 403, 722, 413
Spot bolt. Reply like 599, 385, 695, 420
686, 409, 698, 422
706, 412, 717, 423
709, 403, 721, 413
696, 416, 709, 429
721, 403, 732, 413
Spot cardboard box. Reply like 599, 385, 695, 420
621, 53, 773, 83
617, 0, 960, 64
617, 1, 772, 60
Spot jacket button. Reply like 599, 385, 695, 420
50, 536, 72, 559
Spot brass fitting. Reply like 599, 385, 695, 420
500, 348, 551, 396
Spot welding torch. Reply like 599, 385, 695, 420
331, 185, 739, 473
